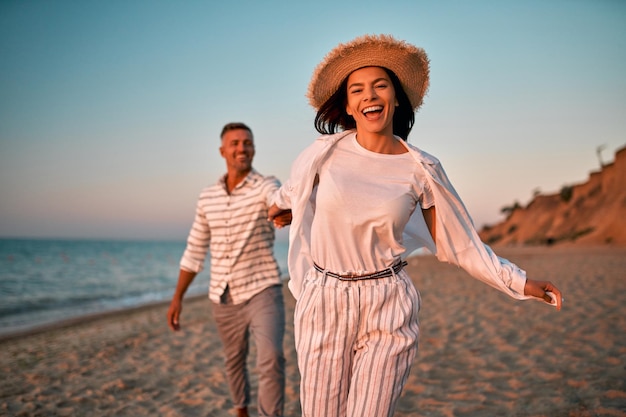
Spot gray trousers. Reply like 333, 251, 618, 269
212, 284, 286, 417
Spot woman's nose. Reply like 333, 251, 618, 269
364, 86, 377, 100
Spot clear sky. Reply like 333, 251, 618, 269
1, 0, 624, 241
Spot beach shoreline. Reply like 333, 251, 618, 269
1, 246, 625, 416
0, 294, 204, 344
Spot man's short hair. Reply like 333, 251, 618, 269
220, 122, 253, 138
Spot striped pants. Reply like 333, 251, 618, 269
294, 268, 421, 417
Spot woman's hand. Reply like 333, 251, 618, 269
524, 279, 563, 311
268, 204, 292, 228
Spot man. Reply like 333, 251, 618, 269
167, 122, 289, 417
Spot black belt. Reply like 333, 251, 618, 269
313, 260, 408, 281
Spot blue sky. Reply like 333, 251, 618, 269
1, 0, 624, 241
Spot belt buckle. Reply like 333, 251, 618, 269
342, 272, 362, 281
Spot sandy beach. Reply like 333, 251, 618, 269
1, 246, 625, 417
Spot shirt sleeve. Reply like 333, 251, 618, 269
179, 196, 211, 273
425, 157, 530, 299
262, 175, 282, 207
419, 176, 435, 209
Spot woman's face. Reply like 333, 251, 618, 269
345, 66, 397, 136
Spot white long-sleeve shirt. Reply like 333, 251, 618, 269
272, 130, 530, 301
180, 169, 282, 304
310, 133, 435, 274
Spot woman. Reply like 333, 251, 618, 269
269, 34, 562, 417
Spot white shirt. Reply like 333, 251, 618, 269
180, 169, 282, 304
311, 135, 434, 274
273, 130, 529, 301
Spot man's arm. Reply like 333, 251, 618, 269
268, 204, 292, 228
167, 269, 197, 331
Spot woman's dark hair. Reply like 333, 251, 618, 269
313, 67, 415, 140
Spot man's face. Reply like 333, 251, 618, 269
220, 128, 255, 175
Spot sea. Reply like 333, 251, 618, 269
0, 238, 289, 337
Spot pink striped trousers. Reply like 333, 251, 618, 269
294, 267, 421, 417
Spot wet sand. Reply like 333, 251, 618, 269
1, 246, 625, 416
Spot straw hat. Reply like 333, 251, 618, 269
307, 34, 430, 111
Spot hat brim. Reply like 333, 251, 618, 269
307, 34, 430, 111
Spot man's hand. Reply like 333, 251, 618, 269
167, 298, 183, 331
268, 204, 292, 228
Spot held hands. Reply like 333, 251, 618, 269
524, 279, 563, 311
268, 204, 292, 228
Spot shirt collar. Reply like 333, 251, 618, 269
219, 169, 260, 192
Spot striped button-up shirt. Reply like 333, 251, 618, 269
180, 169, 282, 304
